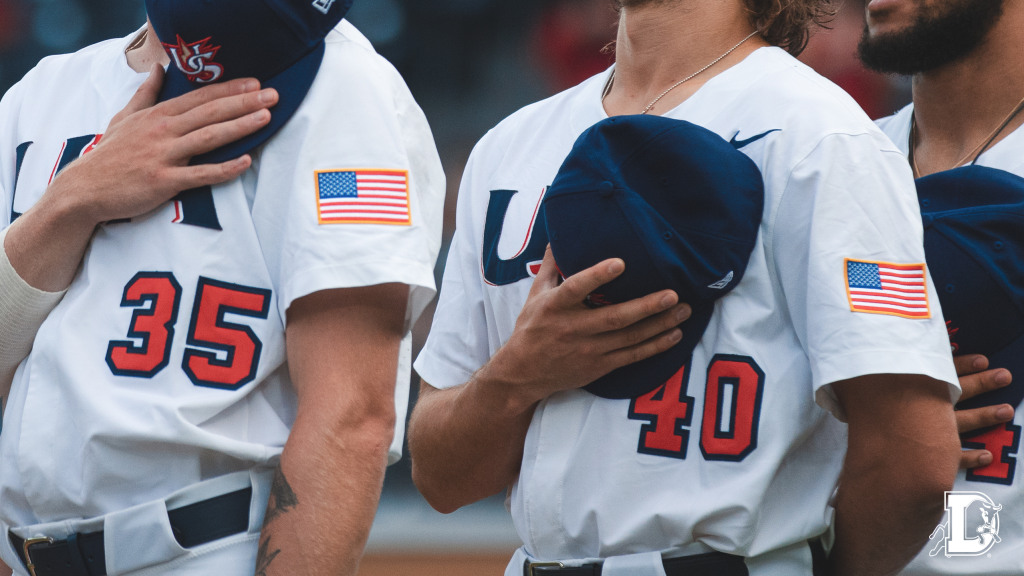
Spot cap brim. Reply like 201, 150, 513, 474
158, 41, 325, 165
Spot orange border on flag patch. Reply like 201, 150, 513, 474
314, 168, 412, 226
843, 258, 931, 319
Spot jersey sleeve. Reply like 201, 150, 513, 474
251, 29, 445, 329
413, 136, 498, 390
772, 132, 959, 420
250, 27, 444, 464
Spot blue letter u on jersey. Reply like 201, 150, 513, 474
482, 189, 548, 286
10, 137, 93, 222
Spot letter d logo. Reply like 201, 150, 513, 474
944, 491, 1002, 556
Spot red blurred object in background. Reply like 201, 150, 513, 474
799, 0, 905, 119
532, 0, 617, 92
0, 0, 29, 51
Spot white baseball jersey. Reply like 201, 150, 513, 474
0, 21, 443, 532
879, 105, 1024, 575
415, 47, 959, 575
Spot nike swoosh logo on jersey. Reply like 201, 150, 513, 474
729, 129, 780, 149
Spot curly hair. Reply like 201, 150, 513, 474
743, 0, 838, 55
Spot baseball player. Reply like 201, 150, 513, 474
861, 0, 1024, 572
0, 1, 443, 575
409, 1, 962, 575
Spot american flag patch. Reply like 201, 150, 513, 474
315, 169, 411, 225
845, 259, 930, 319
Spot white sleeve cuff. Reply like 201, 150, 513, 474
813, 347, 960, 422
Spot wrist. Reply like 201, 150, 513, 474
4, 168, 106, 292
46, 162, 110, 229
473, 346, 546, 417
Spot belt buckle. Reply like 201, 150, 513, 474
525, 560, 565, 576
22, 536, 54, 576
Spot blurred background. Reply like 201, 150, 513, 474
0, 0, 910, 573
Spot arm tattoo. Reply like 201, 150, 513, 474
255, 534, 281, 576
255, 466, 297, 574
262, 464, 299, 526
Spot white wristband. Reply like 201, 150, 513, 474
0, 226, 67, 378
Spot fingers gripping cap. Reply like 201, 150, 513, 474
145, 0, 354, 164
918, 165, 1024, 411
543, 115, 765, 399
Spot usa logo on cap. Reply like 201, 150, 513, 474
146, 0, 354, 164
164, 35, 223, 84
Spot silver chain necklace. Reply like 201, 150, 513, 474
602, 30, 759, 115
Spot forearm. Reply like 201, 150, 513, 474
257, 404, 395, 576
263, 283, 408, 576
829, 453, 954, 575
829, 376, 961, 576
409, 351, 540, 514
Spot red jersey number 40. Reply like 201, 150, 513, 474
629, 354, 765, 462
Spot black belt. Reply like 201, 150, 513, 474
524, 551, 749, 576
9, 486, 252, 576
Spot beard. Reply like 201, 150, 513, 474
858, 0, 1005, 74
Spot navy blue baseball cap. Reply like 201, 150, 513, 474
543, 115, 764, 399
917, 165, 1024, 411
146, 0, 353, 164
